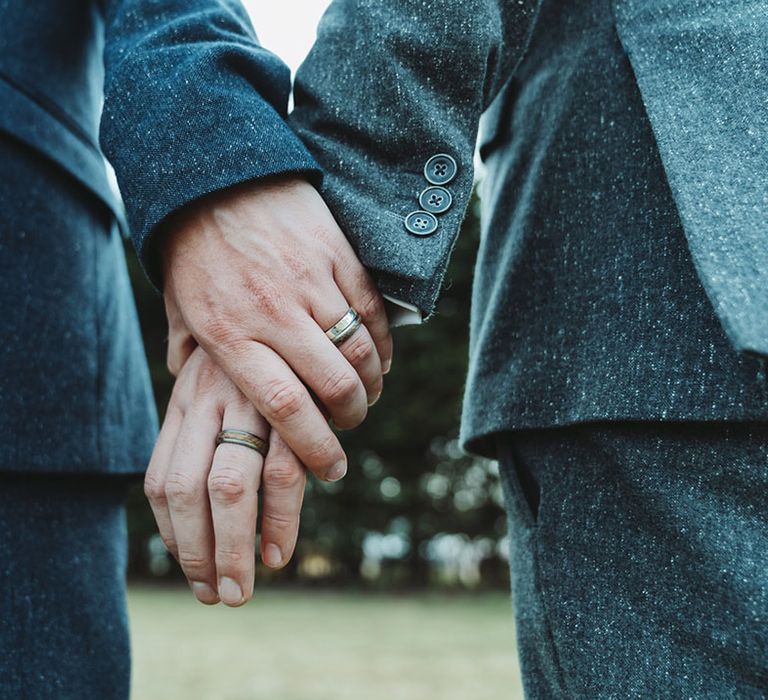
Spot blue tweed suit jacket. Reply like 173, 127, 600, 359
0, 0, 319, 473
289, 0, 768, 455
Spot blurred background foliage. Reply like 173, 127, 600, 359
126, 193, 510, 590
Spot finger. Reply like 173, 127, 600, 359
310, 290, 383, 406
208, 340, 348, 482
337, 323, 383, 405
260, 432, 306, 570
144, 404, 183, 561
209, 400, 268, 607
164, 403, 221, 605
269, 315, 369, 431
333, 256, 394, 374
165, 294, 198, 377
166, 330, 197, 378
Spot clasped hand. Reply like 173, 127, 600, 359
144, 177, 393, 606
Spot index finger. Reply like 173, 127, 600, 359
259, 431, 307, 570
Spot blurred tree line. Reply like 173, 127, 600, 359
126, 193, 510, 589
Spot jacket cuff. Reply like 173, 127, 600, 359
112, 109, 321, 288
101, 27, 324, 290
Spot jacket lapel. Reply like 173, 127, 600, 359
612, 0, 768, 356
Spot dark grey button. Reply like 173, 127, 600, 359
404, 210, 439, 236
424, 154, 457, 185
419, 186, 453, 214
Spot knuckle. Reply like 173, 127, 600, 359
164, 472, 204, 508
319, 368, 360, 407
264, 510, 298, 533
144, 473, 167, 505
177, 550, 210, 575
208, 467, 249, 505
216, 547, 246, 566
262, 509, 296, 534
343, 333, 375, 367
303, 432, 343, 472
264, 460, 304, 492
262, 380, 305, 422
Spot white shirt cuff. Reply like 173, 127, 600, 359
383, 294, 423, 327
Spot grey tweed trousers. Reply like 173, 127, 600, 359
497, 422, 768, 699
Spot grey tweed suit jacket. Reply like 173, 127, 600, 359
290, 0, 768, 455
0, 0, 320, 473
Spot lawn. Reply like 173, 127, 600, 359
128, 586, 523, 700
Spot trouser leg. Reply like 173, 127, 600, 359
0, 472, 135, 700
497, 422, 768, 699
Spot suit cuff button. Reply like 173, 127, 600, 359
404, 211, 439, 236
424, 154, 457, 185
419, 186, 452, 214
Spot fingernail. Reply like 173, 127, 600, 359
264, 543, 283, 569
218, 577, 243, 606
368, 391, 382, 407
383, 359, 392, 375
327, 460, 347, 482
191, 581, 218, 604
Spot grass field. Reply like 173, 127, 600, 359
128, 586, 523, 700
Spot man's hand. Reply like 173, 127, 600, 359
144, 347, 306, 607
161, 176, 392, 483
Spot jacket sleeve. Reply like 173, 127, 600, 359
289, 0, 541, 317
99, 0, 322, 287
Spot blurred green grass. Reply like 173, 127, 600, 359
128, 586, 523, 700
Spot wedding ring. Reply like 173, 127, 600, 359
216, 429, 269, 456
325, 308, 362, 346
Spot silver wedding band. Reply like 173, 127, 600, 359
325, 308, 362, 346
216, 429, 269, 457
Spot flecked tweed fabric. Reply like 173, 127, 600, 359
291, 0, 541, 316
290, 0, 768, 457
497, 423, 768, 699
613, 0, 768, 359
99, 0, 322, 286
0, 473, 134, 700
1, 0, 322, 473
0, 0, 122, 223
463, 0, 768, 454
0, 135, 156, 474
